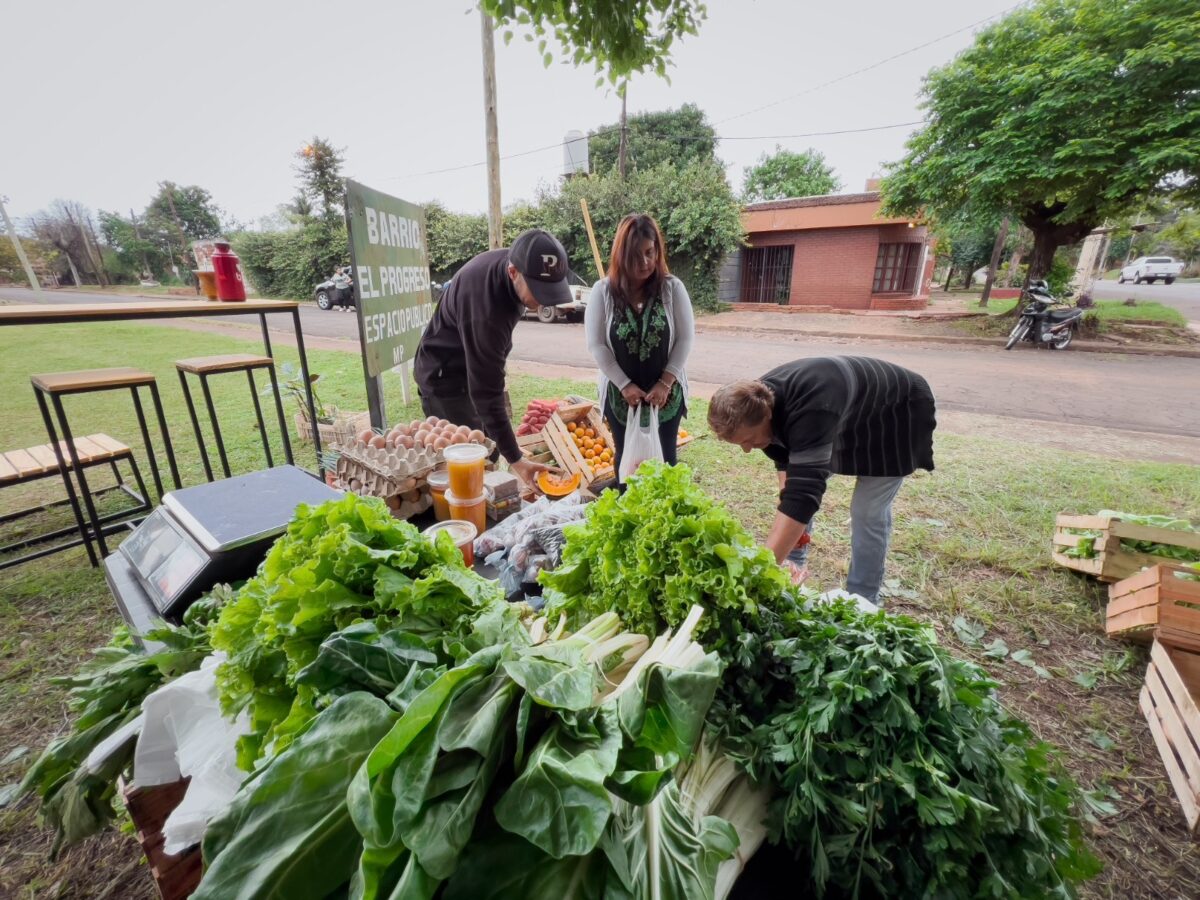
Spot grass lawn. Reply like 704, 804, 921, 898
954, 298, 1192, 343
2, 322, 1199, 897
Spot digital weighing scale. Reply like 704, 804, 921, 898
104, 466, 341, 632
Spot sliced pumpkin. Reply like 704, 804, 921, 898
537, 470, 582, 497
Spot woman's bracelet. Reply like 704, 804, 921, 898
657, 379, 672, 391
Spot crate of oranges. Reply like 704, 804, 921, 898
537, 401, 617, 489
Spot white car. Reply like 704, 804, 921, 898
1119, 256, 1184, 285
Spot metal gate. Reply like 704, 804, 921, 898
740, 245, 794, 304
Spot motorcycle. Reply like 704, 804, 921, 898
1003, 280, 1085, 351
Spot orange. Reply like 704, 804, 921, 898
600, 449, 612, 462
567, 422, 577, 433
584, 427, 596, 438
584, 448, 596, 459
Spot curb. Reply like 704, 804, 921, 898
695, 322, 1200, 360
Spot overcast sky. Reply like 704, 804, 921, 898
2, 0, 1018, 229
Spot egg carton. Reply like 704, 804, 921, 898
386, 488, 433, 521
334, 443, 440, 478
333, 448, 440, 499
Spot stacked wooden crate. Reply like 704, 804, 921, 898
1053, 513, 1200, 583
1106, 564, 1200, 647
1140, 639, 1200, 832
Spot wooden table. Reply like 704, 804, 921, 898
0, 298, 323, 463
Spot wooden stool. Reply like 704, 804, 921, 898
31, 368, 180, 565
175, 354, 292, 482
1, 433, 151, 569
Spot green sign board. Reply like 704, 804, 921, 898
344, 179, 434, 377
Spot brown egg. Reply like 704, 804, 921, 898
425, 416, 439, 426
409, 419, 423, 431
398, 435, 415, 449
450, 433, 467, 444
433, 437, 450, 451
357, 429, 374, 445
368, 434, 387, 449
456, 425, 471, 437
422, 434, 437, 449
436, 418, 450, 428
468, 429, 486, 443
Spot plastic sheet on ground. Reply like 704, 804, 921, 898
132, 652, 249, 855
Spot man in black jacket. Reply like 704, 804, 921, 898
707, 357, 936, 603
414, 229, 574, 485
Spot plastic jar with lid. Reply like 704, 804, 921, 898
426, 469, 451, 521
445, 489, 487, 535
444, 443, 488, 498
423, 519, 478, 566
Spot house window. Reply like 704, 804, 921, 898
741, 245, 794, 304
872, 243, 922, 293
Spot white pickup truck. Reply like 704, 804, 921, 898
1118, 256, 1184, 285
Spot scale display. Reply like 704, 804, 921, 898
115, 466, 341, 619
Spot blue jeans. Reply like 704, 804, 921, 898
787, 475, 906, 604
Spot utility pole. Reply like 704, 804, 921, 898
617, 84, 629, 180
0, 195, 46, 298
979, 217, 1010, 307
480, 9, 502, 249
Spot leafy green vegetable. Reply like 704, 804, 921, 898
544, 463, 1098, 897
542, 463, 792, 657
17, 588, 227, 855
194, 692, 398, 900
209, 494, 503, 769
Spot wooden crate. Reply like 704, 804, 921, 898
1107, 565, 1200, 644
1052, 514, 1200, 583
121, 778, 202, 900
541, 401, 616, 489
1140, 640, 1200, 832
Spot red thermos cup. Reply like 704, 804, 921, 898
211, 241, 247, 302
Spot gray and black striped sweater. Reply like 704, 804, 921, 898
761, 357, 936, 524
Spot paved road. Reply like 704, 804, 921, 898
1092, 278, 1200, 325
3, 286, 1198, 440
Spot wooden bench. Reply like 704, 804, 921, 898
1, 434, 133, 485
1, 433, 150, 570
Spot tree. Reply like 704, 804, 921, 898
482, 0, 707, 83
295, 138, 346, 223
588, 103, 716, 174
28, 200, 106, 285
1155, 210, 1200, 269
424, 202, 490, 284
98, 210, 166, 282
741, 147, 841, 202
882, 0, 1200, 284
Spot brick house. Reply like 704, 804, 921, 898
729, 186, 935, 311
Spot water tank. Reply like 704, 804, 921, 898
563, 130, 589, 176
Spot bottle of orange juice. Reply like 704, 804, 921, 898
444, 444, 487, 498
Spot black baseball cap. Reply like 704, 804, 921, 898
509, 229, 573, 306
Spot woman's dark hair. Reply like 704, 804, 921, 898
607, 214, 669, 313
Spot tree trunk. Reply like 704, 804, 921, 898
1003, 250, 1023, 287
961, 266, 974, 290
64, 253, 82, 286
979, 217, 1010, 307
943, 265, 955, 291
1027, 228, 1059, 284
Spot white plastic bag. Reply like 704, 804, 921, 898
618, 405, 663, 483
132, 653, 250, 854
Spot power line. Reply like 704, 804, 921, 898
718, 121, 923, 141
384, 120, 925, 182
381, 3, 1022, 184
714, 3, 1025, 126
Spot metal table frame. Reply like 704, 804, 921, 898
0, 299, 322, 564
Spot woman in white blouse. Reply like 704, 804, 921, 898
585, 214, 695, 480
